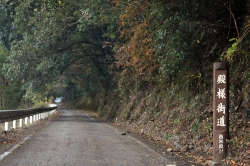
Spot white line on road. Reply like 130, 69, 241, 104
0, 135, 31, 161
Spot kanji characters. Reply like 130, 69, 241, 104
217, 103, 226, 114
217, 88, 226, 99
217, 116, 226, 126
219, 134, 224, 153
217, 74, 226, 84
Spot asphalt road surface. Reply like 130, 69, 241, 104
0, 109, 196, 166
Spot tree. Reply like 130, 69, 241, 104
1, 0, 122, 102
0, 46, 25, 109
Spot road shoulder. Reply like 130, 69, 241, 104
0, 111, 60, 158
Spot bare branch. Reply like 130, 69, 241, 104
227, 3, 240, 37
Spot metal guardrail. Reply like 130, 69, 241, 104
0, 104, 57, 131
0, 106, 57, 123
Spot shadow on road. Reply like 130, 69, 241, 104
55, 109, 104, 123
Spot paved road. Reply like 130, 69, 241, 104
0, 109, 192, 166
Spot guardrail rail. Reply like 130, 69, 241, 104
0, 104, 57, 131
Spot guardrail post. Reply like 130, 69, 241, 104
30, 116, 33, 124
13, 120, 17, 129
5, 122, 8, 131
19, 119, 23, 128
25, 117, 28, 125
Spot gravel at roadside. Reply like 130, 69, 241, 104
0, 111, 60, 156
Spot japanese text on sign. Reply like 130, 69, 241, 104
219, 134, 224, 154
216, 74, 226, 127
213, 63, 229, 162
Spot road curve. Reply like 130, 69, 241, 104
0, 109, 183, 166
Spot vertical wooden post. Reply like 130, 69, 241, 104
213, 62, 229, 162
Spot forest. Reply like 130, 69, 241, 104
0, 0, 250, 165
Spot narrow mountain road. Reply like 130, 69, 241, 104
0, 109, 196, 166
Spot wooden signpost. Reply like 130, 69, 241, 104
213, 62, 229, 162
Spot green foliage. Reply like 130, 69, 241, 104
0, 0, 121, 103
221, 38, 239, 62
174, 119, 180, 127
0, 46, 25, 109
154, 122, 158, 129
227, 138, 237, 147
150, 0, 232, 93
164, 133, 172, 141
205, 124, 212, 133
0, 0, 19, 49
191, 120, 200, 133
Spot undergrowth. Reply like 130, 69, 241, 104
95, 80, 250, 165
